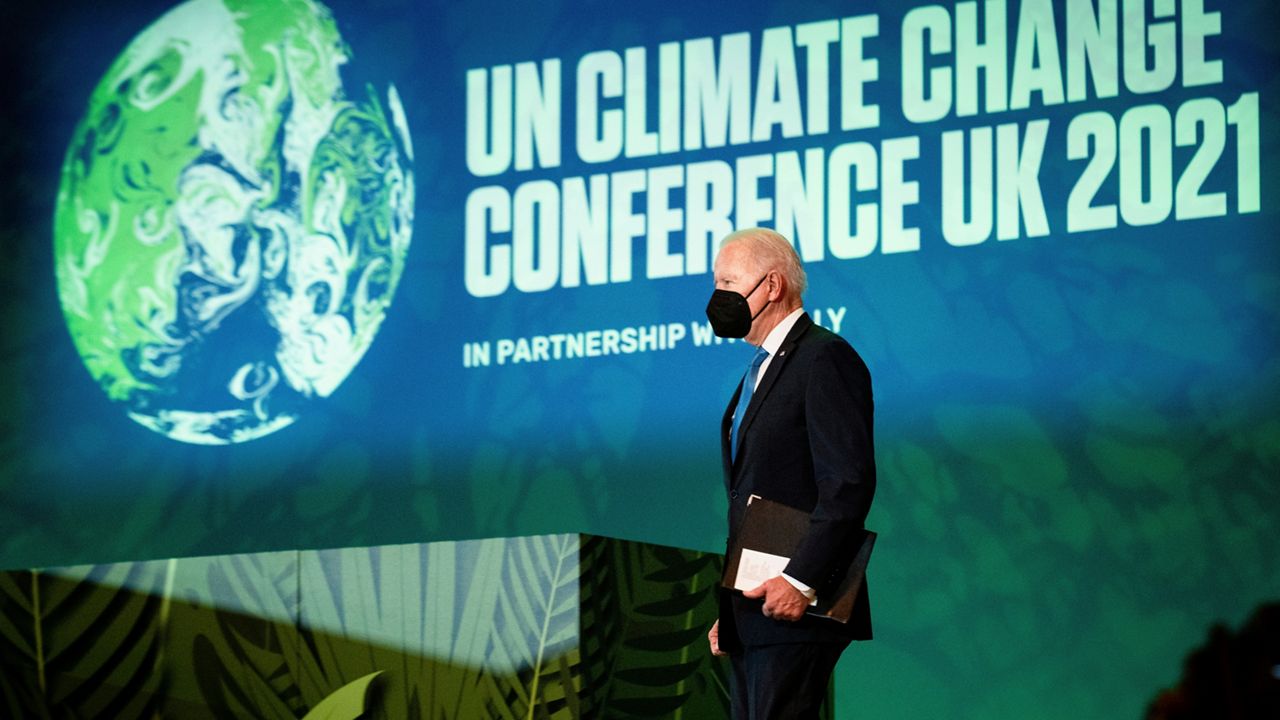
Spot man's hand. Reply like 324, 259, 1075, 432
742, 576, 808, 621
708, 619, 727, 656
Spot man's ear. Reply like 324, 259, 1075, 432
768, 270, 785, 301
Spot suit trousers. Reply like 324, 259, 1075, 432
729, 640, 847, 719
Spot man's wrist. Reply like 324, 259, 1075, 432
781, 573, 816, 600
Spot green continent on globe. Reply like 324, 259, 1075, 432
53, 0, 415, 444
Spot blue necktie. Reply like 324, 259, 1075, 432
731, 347, 769, 462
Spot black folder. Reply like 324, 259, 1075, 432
721, 497, 876, 623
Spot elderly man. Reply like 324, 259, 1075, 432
704, 228, 876, 719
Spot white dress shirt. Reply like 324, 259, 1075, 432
752, 307, 804, 392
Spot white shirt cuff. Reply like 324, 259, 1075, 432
781, 573, 816, 600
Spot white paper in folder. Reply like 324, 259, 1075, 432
732, 548, 818, 606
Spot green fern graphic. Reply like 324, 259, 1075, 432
0, 563, 173, 718
582, 537, 728, 719
0, 536, 735, 718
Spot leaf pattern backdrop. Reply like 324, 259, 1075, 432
0, 534, 766, 719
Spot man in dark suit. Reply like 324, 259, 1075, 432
704, 228, 876, 719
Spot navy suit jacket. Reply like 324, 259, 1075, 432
719, 312, 876, 649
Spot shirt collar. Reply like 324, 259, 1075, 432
760, 307, 804, 357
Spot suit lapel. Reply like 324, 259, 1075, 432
721, 382, 742, 484
732, 313, 813, 474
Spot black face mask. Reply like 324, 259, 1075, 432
705, 274, 770, 339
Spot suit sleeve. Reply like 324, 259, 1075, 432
782, 338, 876, 588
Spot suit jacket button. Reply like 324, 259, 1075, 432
730, 490, 739, 499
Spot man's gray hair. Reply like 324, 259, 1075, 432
720, 227, 808, 299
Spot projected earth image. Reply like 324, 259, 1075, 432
53, 0, 414, 444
